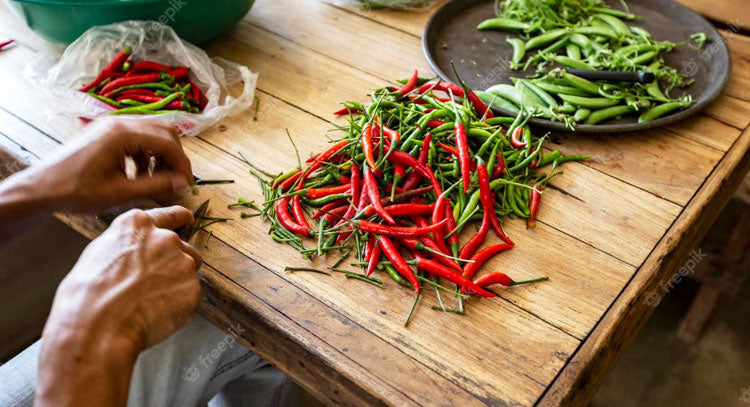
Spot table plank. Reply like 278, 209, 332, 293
676, 0, 750, 31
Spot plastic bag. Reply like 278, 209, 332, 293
317, 0, 440, 10
24, 20, 257, 136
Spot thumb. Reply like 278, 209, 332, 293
118, 172, 190, 199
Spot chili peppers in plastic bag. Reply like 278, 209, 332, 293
23, 21, 257, 136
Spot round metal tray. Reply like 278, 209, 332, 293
422, 0, 731, 133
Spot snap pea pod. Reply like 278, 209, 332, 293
569, 33, 592, 52
555, 70, 600, 94
566, 43, 581, 60
533, 81, 590, 97
525, 28, 567, 51
638, 100, 692, 123
475, 90, 520, 113
558, 94, 620, 109
585, 105, 636, 125
518, 80, 558, 108
573, 108, 591, 122
572, 26, 618, 39
592, 7, 639, 20
514, 80, 549, 107
630, 50, 658, 65
594, 13, 630, 36
645, 81, 670, 102
477, 18, 530, 31
506, 38, 526, 69
550, 55, 595, 70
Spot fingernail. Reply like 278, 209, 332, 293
171, 176, 189, 193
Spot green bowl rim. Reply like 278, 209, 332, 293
11, 0, 166, 7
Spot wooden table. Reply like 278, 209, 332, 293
1, 1, 749, 406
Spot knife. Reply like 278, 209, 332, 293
175, 199, 210, 243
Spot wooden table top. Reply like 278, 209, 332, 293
1, 1, 749, 406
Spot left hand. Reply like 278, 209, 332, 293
19, 117, 194, 213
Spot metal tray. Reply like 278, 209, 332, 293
422, 0, 731, 133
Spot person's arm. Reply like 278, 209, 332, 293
0, 118, 193, 242
35, 206, 202, 406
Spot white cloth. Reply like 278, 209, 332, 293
0, 315, 290, 407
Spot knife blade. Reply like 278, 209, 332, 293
176, 199, 210, 242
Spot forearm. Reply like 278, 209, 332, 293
35, 324, 140, 407
0, 164, 72, 241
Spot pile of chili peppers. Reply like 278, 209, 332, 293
250, 70, 589, 324
78, 46, 207, 115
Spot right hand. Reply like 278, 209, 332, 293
43, 205, 203, 351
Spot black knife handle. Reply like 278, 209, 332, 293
565, 68, 655, 84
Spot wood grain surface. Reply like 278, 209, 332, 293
0, 0, 749, 405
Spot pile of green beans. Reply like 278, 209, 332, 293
477, 0, 702, 127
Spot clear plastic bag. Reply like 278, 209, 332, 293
318, 0, 440, 10
24, 21, 257, 136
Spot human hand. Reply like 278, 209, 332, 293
36, 206, 202, 405
20, 117, 194, 213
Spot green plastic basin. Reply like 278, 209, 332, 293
6, 0, 254, 44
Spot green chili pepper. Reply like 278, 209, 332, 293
110, 92, 182, 115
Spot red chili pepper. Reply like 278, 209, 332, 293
492, 155, 505, 179
427, 119, 447, 128
444, 200, 460, 251
399, 237, 462, 273
103, 46, 133, 73
276, 197, 308, 236
334, 107, 363, 116
99, 72, 167, 95
510, 127, 526, 148
430, 194, 450, 251
361, 124, 377, 170
118, 89, 157, 97
467, 91, 495, 119
349, 164, 362, 208
473, 272, 512, 288
473, 272, 549, 289
528, 184, 542, 228
188, 80, 202, 102
478, 164, 514, 245
528, 148, 539, 169
459, 210, 489, 260
462, 244, 513, 280
79, 70, 122, 93
305, 184, 351, 199
418, 81, 465, 98
357, 218, 447, 238
381, 125, 401, 142
398, 69, 419, 95
384, 203, 434, 216
402, 133, 431, 191
128, 61, 168, 74
0, 39, 15, 51
363, 167, 396, 224
167, 66, 190, 79
412, 254, 495, 297
277, 171, 302, 191
366, 244, 382, 278
312, 199, 349, 220
378, 236, 419, 293
439, 142, 478, 172
323, 205, 350, 223
292, 196, 311, 233
454, 122, 472, 193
